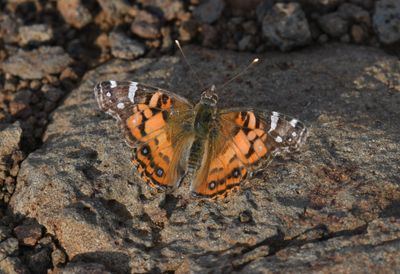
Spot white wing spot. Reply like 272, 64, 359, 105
117, 102, 125, 109
269, 112, 280, 132
128, 82, 138, 103
292, 132, 297, 137
275, 136, 283, 143
110, 80, 117, 88
106, 92, 111, 97
290, 119, 298, 127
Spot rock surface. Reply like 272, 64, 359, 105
10, 44, 400, 273
373, 0, 400, 44
18, 24, 53, 45
262, 3, 311, 51
109, 32, 145, 60
57, 0, 93, 29
1, 46, 73, 79
193, 0, 225, 24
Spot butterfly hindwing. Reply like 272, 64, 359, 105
95, 80, 193, 189
191, 109, 307, 199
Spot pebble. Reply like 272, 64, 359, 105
239, 210, 253, 223
0, 256, 30, 274
9, 89, 32, 118
51, 248, 67, 267
2, 46, 73, 80
27, 248, 52, 274
58, 262, 112, 274
337, 3, 371, 26
179, 20, 198, 42
109, 32, 145, 60
318, 12, 349, 37
351, 24, 365, 43
97, 0, 132, 21
138, 0, 184, 21
57, 0, 92, 29
262, 3, 311, 51
13, 223, 43, 246
193, 0, 225, 24
373, 0, 400, 44
0, 237, 19, 260
0, 13, 22, 44
19, 24, 53, 45
238, 35, 254, 51
130, 10, 160, 39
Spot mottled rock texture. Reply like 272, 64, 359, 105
10, 44, 400, 273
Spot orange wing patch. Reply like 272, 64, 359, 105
191, 111, 273, 199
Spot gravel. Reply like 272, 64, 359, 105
261, 3, 311, 51
2, 46, 73, 79
373, 0, 400, 44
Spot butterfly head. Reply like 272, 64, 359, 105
200, 85, 218, 106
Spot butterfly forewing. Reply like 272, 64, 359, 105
95, 80, 194, 189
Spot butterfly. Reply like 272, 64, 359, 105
94, 78, 307, 199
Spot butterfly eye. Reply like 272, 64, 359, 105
208, 181, 216, 190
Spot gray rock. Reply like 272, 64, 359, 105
10, 45, 400, 273
193, 0, 225, 24
109, 32, 145, 60
2, 46, 73, 79
130, 10, 160, 39
58, 262, 111, 274
337, 3, 371, 25
299, 0, 345, 11
138, 0, 184, 21
373, 0, 400, 44
18, 24, 53, 45
0, 13, 22, 44
0, 238, 19, 260
262, 3, 311, 51
96, 0, 131, 21
57, 0, 93, 29
0, 256, 30, 274
0, 122, 22, 159
318, 12, 349, 37
13, 222, 43, 246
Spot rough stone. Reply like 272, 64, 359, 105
0, 13, 22, 44
57, 0, 92, 29
262, 3, 311, 51
13, 223, 43, 246
58, 262, 111, 274
373, 0, 400, 44
96, 0, 132, 21
0, 238, 19, 260
193, 0, 225, 24
10, 45, 400, 273
130, 10, 160, 39
0, 256, 30, 274
18, 24, 53, 45
337, 3, 371, 26
0, 122, 22, 162
109, 32, 145, 60
318, 12, 349, 37
2, 46, 73, 79
138, 0, 184, 21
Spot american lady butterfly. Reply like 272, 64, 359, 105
94, 77, 307, 199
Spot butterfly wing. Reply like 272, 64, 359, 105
95, 80, 194, 189
191, 109, 307, 199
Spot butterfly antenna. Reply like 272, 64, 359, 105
217, 58, 259, 91
175, 40, 205, 90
